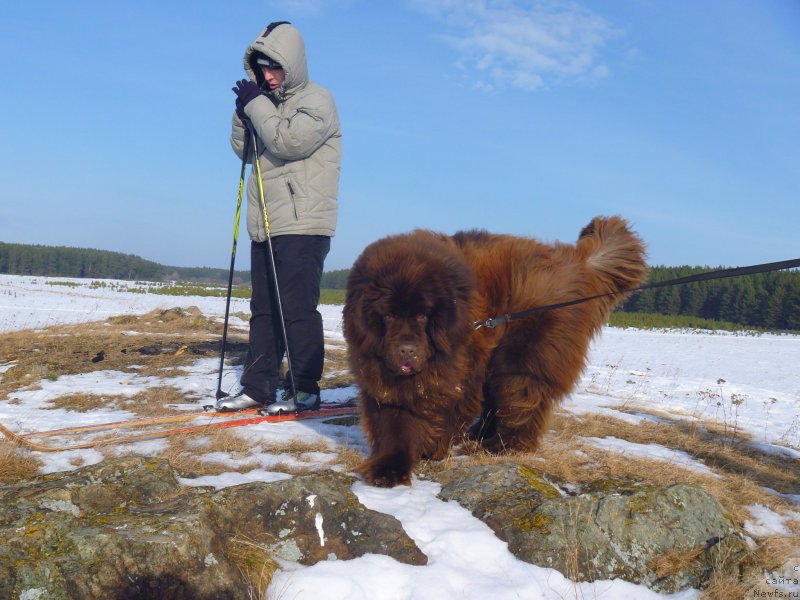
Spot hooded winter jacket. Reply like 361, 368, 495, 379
230, 23, 341, 241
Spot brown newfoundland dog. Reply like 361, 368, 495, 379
343, 216, 648, 487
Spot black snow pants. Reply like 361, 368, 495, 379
239, 235, 331, 402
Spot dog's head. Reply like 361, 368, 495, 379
343, 231, 475, 377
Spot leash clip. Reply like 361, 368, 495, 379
474, 315, 506, 330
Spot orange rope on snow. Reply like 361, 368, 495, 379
0, 406, 359, 452
20, 408, 260, 438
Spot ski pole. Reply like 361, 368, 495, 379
250, 128, 298, 400
215, 131, 250, 401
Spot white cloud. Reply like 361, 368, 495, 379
408, 0, 621, 91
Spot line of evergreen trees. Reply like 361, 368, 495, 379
621, 266, 800, 331
0, 242, 164, 280
2, 241, 797, 330
0, 242, 250, 284
320, 268, 349, 289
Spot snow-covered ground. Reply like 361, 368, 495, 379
1, 273, 798, 599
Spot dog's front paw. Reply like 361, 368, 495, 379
477, 433, 508, 454
358, 452, 412, 487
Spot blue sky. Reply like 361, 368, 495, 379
1, 1, 797, 271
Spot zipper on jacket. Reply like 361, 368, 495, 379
286, 180, 298, 219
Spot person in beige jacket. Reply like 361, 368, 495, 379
219, 21, 342, 414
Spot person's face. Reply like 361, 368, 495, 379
261, 66, 285, 90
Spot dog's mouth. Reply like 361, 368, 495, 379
383, 342, 424, 376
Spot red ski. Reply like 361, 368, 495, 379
2, 401, 359, 452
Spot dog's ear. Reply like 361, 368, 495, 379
429, 299, 470, 355
343, 268, 388, 356
343, 283, 370, 342
428, 261, 475, 354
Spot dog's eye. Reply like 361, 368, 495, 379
383, 314, 396, 324
416, 314, 428, 324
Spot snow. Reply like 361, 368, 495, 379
0, 274, 345, 341
564, 328, 800, 450
2, 274, 800, 599
744, 504, 800, 538
179, 470, 293, 489
268, 478, 699, 600
581, 436, 720, 477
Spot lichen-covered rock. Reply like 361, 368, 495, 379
0, 457, 425, 599
433, 463, 748, 593
210, 470, 428, 566
0, 457, 240, 599
1, 455, 751, 597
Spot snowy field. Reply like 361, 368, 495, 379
1, 273, 798, 599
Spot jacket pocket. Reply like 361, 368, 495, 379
286, 179, 299, 220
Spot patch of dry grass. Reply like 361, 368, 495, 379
260, 438, 333, 456
332, 445, 366, 474
321, 343, 355, 389
44, 392, 119, 413
0, 307, 245, 401
122, 387, 196, 418
536, 411, 800, 519
139, 429, 262, 477
256, 438, 343, 476
0, 442, 43, 483
41, 386, 198, 418
132, 432, 345, 479
647, 544, 709, 580
226, 535, 279, 600
701, 533, 800, 599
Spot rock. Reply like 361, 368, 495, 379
0, 457, 425, 599
1, 456, 751, 597
137, 341, 248, 356
432, 463, 749, 593
0, 457, 238, 600
210, 470, 427, 566
157, 307, 203, 320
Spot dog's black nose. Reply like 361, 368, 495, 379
398, 344, 417, 361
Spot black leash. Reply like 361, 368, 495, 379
473, 258, 800, 330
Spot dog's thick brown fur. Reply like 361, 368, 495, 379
343, 216, 648, 487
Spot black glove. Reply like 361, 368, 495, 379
235, 97, 248, 122
232, 79, 262, 120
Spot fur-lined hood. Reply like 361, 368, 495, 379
243, 22, 308, 101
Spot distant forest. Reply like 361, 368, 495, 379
620, 266, 800, 331
2, 241, 798, 330
0, 242, 250, 285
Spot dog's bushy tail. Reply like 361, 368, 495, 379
577, 216, 649, 298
